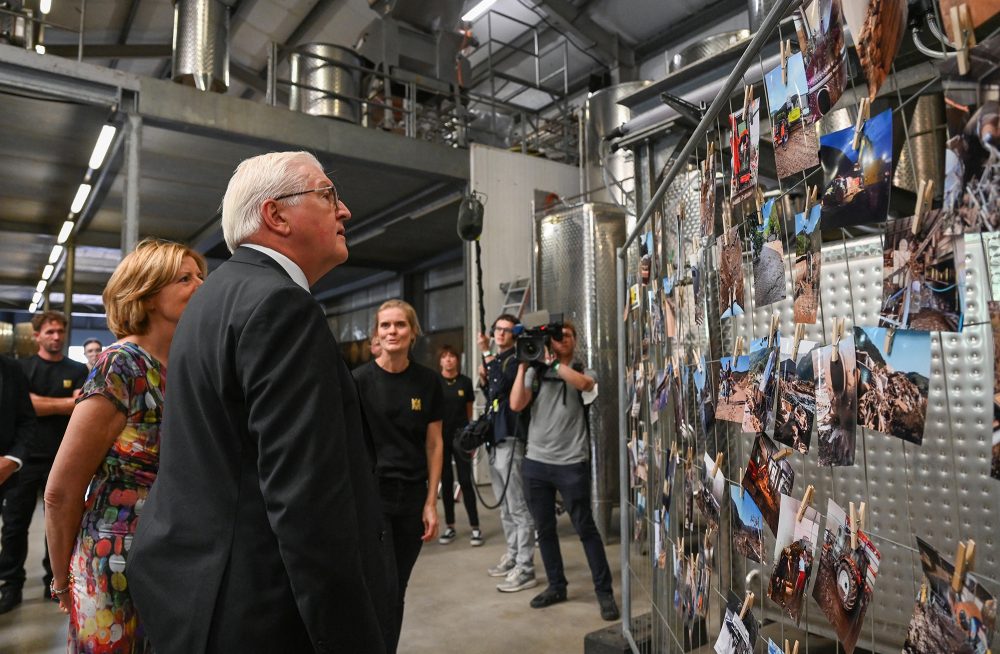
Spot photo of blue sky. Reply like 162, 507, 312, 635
721, 355, 750, 373
818, 107, 892, 165
764, 52, 809, 117
858, 327, 930, 377
730, 483, 765, 533
795, 205, 821, 235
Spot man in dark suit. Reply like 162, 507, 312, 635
128, 151, 391, 653
0, 354, 36, 614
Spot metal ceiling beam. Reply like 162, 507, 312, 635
45, 44, 173, 59
109, 0, 145, 69
633, 0, 746, 59
534, 0, 634, 67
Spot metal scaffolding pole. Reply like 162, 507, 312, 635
123, 112, 141, 254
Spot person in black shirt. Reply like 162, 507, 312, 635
0, 310, 87, 614
353, 299, 443, 654
436, 345, 482, 547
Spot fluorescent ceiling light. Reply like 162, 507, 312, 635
36, 280, 47, 294
57, 220, 74, 244
32, 291, 42, 303
88, 125, 117, 170
70, 183, 92, 214
34, 44, 45, 55
462, 0, 498, 22
42, 264, 54, 280
49, 244, 64, 264
28, 301, 38, 312
39, 0, 51, 13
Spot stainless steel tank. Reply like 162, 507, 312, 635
893, 94, 945, 194
669, 30, 749, 72
580, 81, 650, 213
533, 202, 627, 539
747, 0, 783, 32
0, 322, 12, 355
289, 44, 362, 124
171, 0, 230, 93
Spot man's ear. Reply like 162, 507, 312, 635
260, 199, 292, 237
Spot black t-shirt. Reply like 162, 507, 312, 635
19, 354, 89, 460
440, 373, 474, 441
353, 360, 443, 483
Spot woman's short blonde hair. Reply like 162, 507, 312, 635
104, 238, 207, 338
374, 299, 422, 348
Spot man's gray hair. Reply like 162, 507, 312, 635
221, 151, 322, 253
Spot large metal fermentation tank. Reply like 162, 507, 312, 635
172, 0, 230, 93
533, 202, 626, 539
288, 44, 363, 123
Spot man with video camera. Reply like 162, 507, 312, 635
478, 314, 536, 592
508, 319, 619, 621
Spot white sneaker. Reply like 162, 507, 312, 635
487, 553, 516, 577
438, 527, 456, 545
496, 565, 538, 593
470, 528, 484, 547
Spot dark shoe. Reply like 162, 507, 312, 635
530, 587, 567, 609
597, 593, 620, 621
0, 587, 22, 614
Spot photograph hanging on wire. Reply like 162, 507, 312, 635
750, 198, 787, 308
730, 483, 765, 563
879, 210, 962, 332
942, 88, 1000, 233
719, 226, 746, 319
768, 493, 821, 626
811, 499, 881, 654
775, 337, 817, 454
714, 590, 760, 654
793, 0, 848, 121
765, 52, 820, 179
694, 354, 716, 441
842, 0, 908, 100
729, 99, 760, 205
855, 326, 930, 445
743, 335, 780, 434
741, 434, 795, 534
819, 107, 893, 229
813, 332, 858, 467
716, 353, 751, 424
696, 452, 726, 532
991, 301, 1000, 481
793, 204, 822, 324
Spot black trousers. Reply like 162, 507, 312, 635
0, 457, 53, 590
440, 429, 479, 528
379, 478, 427, 654
523, 458, 613, 596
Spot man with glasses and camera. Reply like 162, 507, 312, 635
508, 320, 619, 621
478, 314, 536, 592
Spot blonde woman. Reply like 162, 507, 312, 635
352, 299, 443, 653
44, 239, 205, 653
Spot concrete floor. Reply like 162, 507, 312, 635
0, 488, 634, 654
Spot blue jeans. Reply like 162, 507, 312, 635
522, 458, 613, 596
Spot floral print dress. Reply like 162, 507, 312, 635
68, 342, 163, 654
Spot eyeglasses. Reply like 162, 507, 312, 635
494, 327, 514, 334
273, 184, 340, 209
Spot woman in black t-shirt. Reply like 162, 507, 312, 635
352, 299, 442, 654
436, 345, 482, 547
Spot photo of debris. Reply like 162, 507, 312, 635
743, 336, 780, 434
813, 334, 858, 467
720, 227, 746, 319
714, 590, 760, 654
652, 369, 669, 421
819, 107, 893, 229
855, 326, 930, 445
663, 451, 677, 529
775, 338, 818, 454
915, 537, 998, 653
717, 354, 750, 424
879, 210, 962, 332
842, 0, 907, 100
640, 231, 653, 285
765, 52, 820, 179
902, 595, 977, 654
702, 151, 717, 239
741, 434, 795, 534
751, 198, 787, 308
684, 458, 696, 531
729, 99, 760, 205
696, 452, 726, 532
943, 96, 1000, 233
694, 354, 716, 442
794, 0, 847, 121
993, 301, 1000, 481
730, 483, 765, 563
812, 499, 881, 654
793, 205, 822, 324
769, 494, 820, 625
693, 551, 712, 621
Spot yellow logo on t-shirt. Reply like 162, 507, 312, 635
411, 398, 422, 411
63, 379, 72, 389
458, 389, 465, 397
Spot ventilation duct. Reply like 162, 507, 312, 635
669, 30, 749, 73
289, 44, 363, 123
172, 0, 230, 93
893, 94, 945, 194
581, 81, 651, 212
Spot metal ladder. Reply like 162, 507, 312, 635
499, 277, 530, 318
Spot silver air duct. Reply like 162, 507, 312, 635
893, 94, 945, 194
172, 0, 230, 93
289, 44, 363, 123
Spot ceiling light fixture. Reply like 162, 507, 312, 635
36, 280, 47, 294
57, 220, 74, 244
48, 245, 64, 264
42, 264, 54, 280
88, 125, 117, 170
39, 0, 52, 13
35, 44, 46, 55
70, 183, 92, 214
28, 301, 38, 312
462, 0, 498, 22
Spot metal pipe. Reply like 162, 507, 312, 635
616, 245, 630, 633
64, 242, 75, 344
266, 41, 278, 106
77, 0, 85, 62
619, 0, 801, 252
123, 113, 141, 254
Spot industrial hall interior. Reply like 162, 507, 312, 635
0, 0, 999, 653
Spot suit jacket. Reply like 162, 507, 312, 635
0, 355, 36, 471
128, 247, 391, 654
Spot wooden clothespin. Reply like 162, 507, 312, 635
919, 582, 928, 604
755, 188, 765, 225
781, 39, 792, 85
831, 318, 845, 363
792, 642, 800, 654
951, 539, 977, 593
773, 448, 793, 461
791, 323, 805, 360
796, 484, 815, 522
852, 97, 871, 151
802, 185, 818, 219
738, 591, 755, 620
739, 467, 745, 497
884, 326, 897, 355
685, 446, 694, 468
951, 3, 977, 76
768, 313, 780, 347
696, 348, 703, 372
711, 452, 724, 478
913, 179, 934, 235
849, 501, 859, 550
672, 353, 681, 378
858, 501, 866, 533
743, 84, 755, 118
732, 335, 744, 361
785, 640, 799, 654
704, 526, 715, 549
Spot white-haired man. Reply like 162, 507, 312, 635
128, 151, 392, 653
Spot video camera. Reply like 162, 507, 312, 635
513, 311, 565, 363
